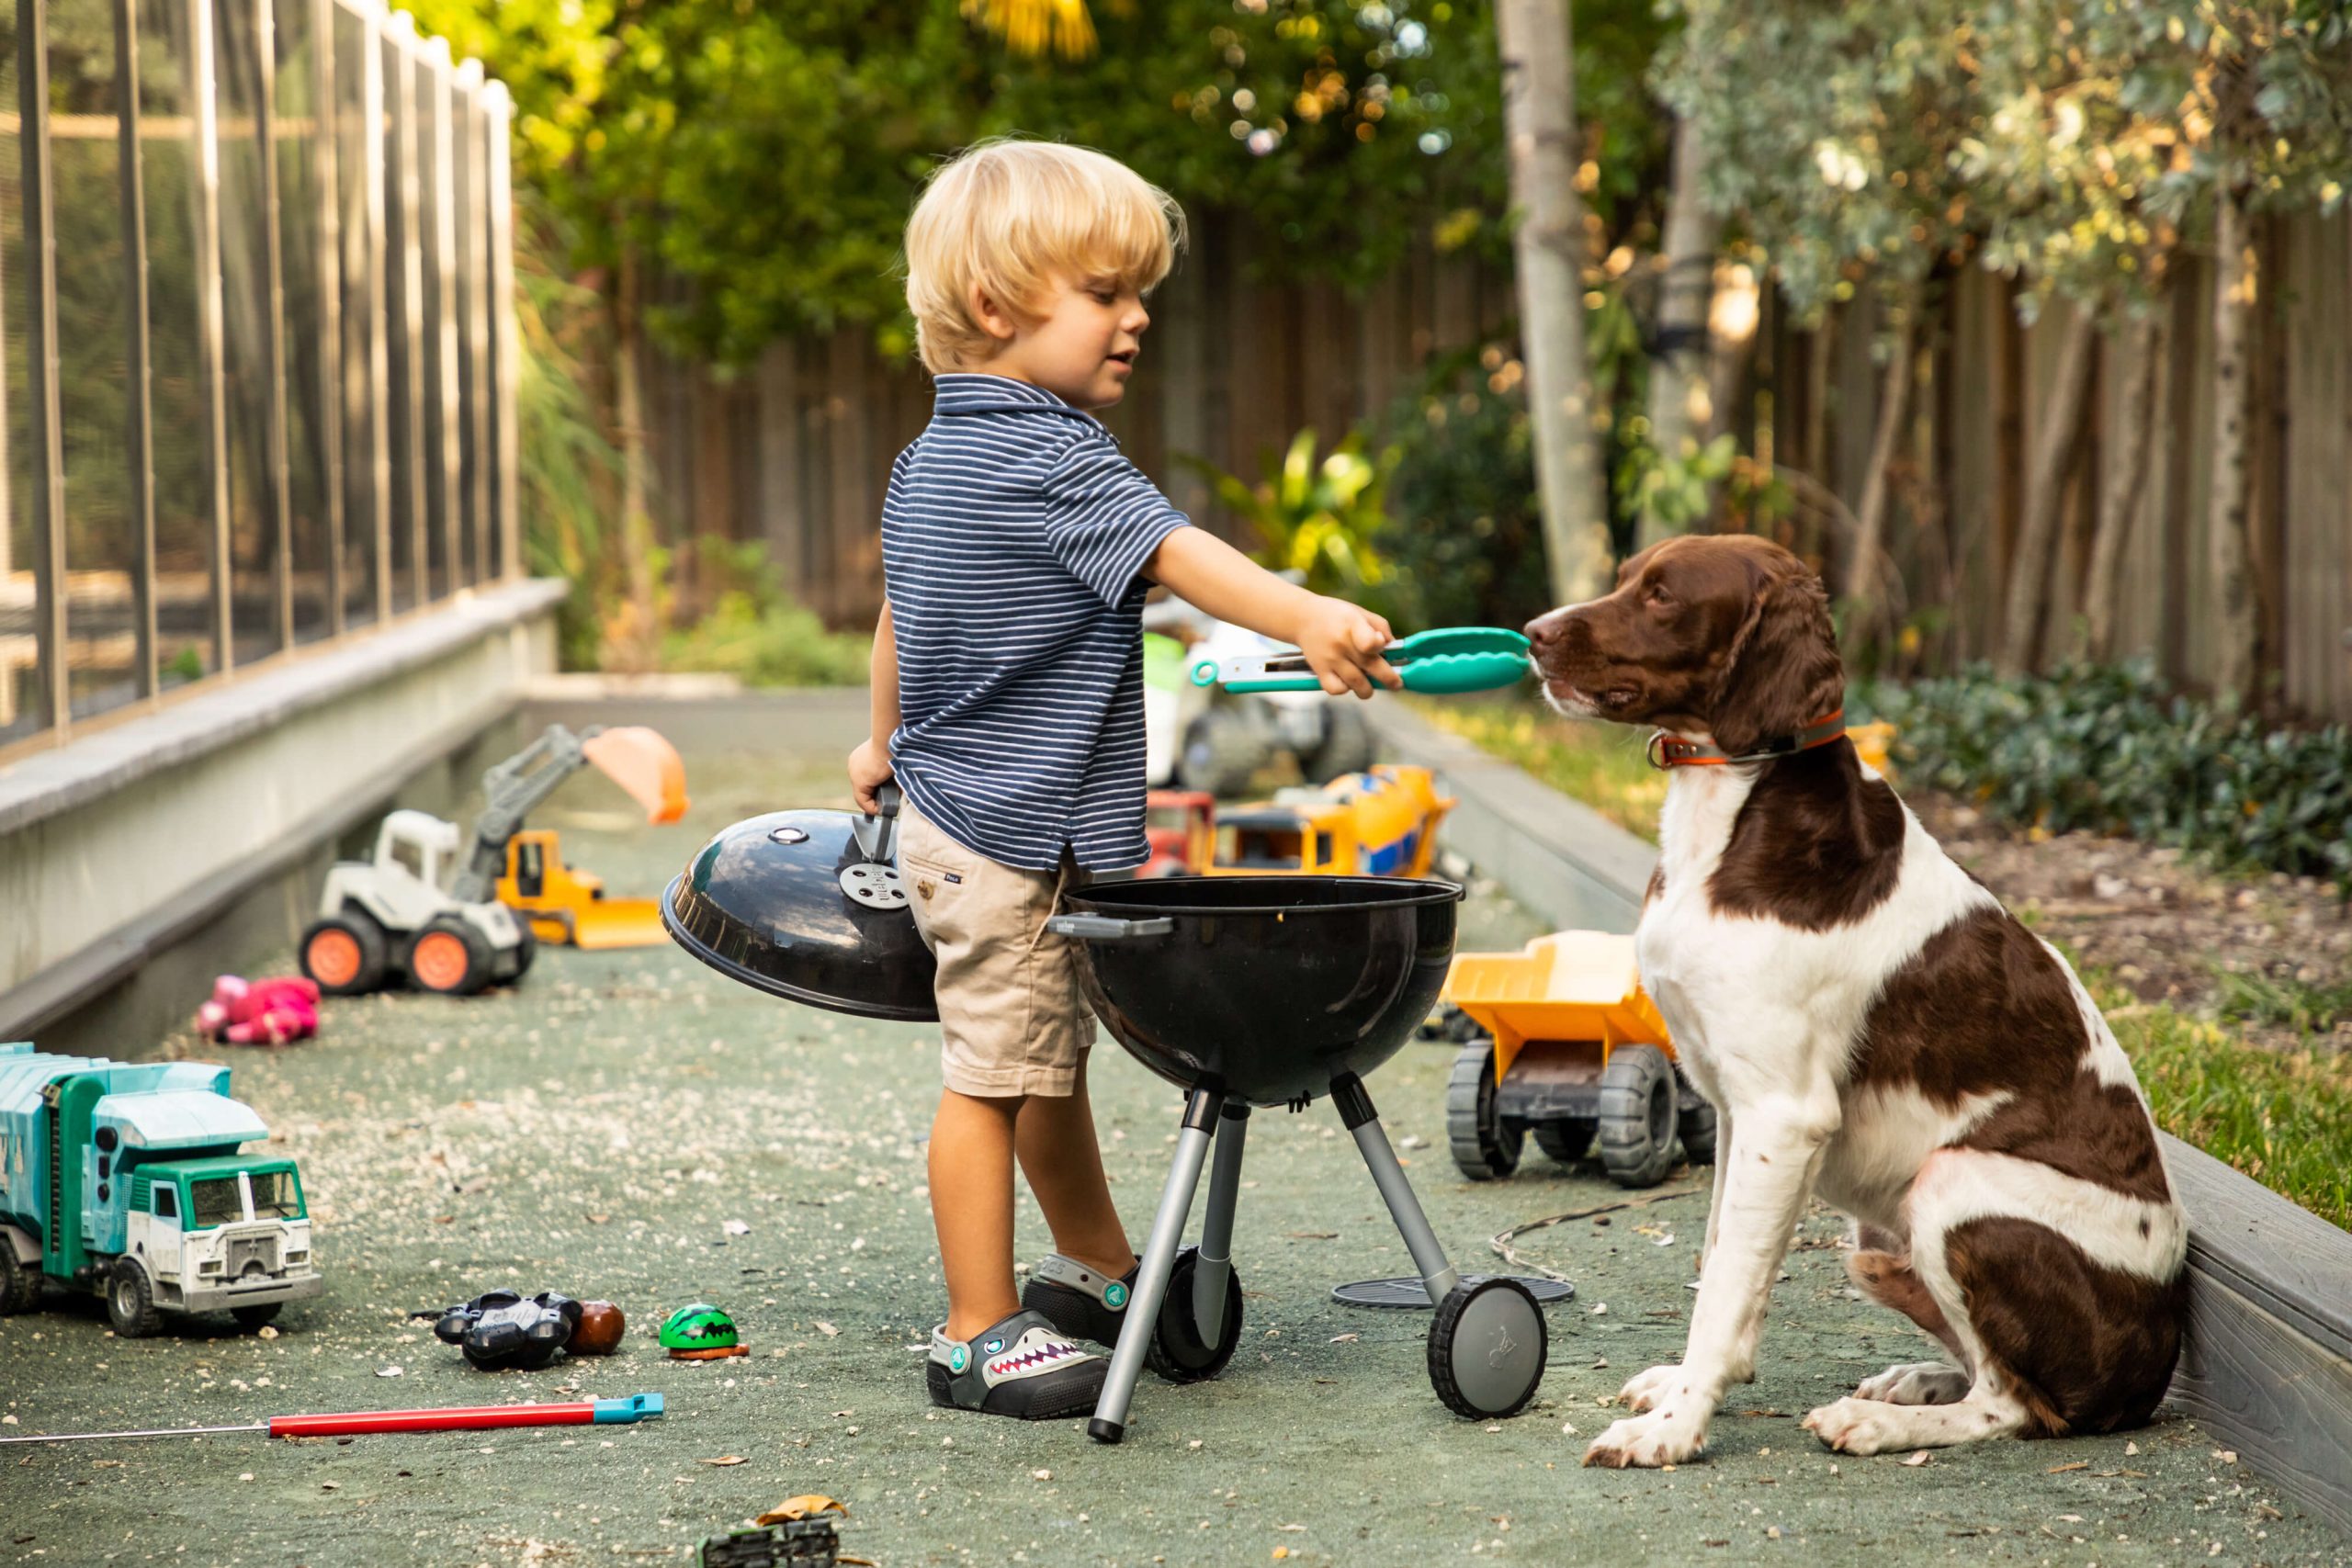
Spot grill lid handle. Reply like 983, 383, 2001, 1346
1046, 914, 1175, 942
849, 782, 902, 864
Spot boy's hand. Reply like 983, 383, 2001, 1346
1294, 596, 1402, 698
848, 739, 894, 814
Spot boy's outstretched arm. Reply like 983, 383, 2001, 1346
1144, 528, 1401, 698
848, 601, 899, 812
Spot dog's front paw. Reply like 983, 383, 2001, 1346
1615, 1364, 1680, 1413
1582, 1410, 1708, 1469
1803, 1396, 1916, 1455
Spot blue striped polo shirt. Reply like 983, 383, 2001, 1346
882, 372, 1193, 871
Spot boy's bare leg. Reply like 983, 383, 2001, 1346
1015, 1054, 1136, 1279
932, 1088, 1024, 1341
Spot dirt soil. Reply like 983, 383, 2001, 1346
1908, 794, 2352, 1055
3, 747, 2343, 1566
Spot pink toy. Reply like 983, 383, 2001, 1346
195, 975, 322, 1045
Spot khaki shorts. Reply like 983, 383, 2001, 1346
896, 803, 1098, 1098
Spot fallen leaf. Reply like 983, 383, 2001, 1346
814, 1321, 840, 1337
2124, 1441, 2140, 1456
1329, 1333, 1359, 1344
376, 1366, 403, 1378
699, 1456, 748, 1467
756, 1495, 848, 1525
1901, 1450, 1931, 1467
1032, 1469, 1052, 1481
725, 1220, 752, 1236
1286, 1232, 1338, 1241
2046, 1461, 2088, 1473
2214, 1449, 2239, 1465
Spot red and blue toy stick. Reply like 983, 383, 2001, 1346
0, 1393, 663, 1445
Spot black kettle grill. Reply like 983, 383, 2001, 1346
1048, 874, 1549, 1443
664, 796, 1551, 1443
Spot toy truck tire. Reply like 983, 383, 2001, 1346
1532, 1118, 1598, 1164
510, 921, 538, 981
300, 910, 390, 995
1178, 707, 1264, 797
0, 1237, 36, 1314
232, 1303, 284, 1331
1303, 704, 1373, 784
1677, 1098, 1719, 1166
1596, 1043, 1680, 1189
107, 1259, 164, 1337
409, 919, 492, 996
1446, 1038, 1522, 1180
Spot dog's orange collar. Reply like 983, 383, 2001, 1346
1647, 710, 1848, 770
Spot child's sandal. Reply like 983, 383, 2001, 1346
925, 1309, 1105, 1420
1022, 1253, 1140, 1348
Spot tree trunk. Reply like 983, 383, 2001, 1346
1495, 0, 1612, 605
1845, 288, 1919, 643
609, 243, 661, 671
1637, 113, 1720, 550
2083, 298, 2166, 662
2207, 185, 2256, 706
1996, 303, 2100, 674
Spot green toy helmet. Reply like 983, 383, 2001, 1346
661, 1302, 744, 1358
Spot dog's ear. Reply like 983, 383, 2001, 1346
1709, 567, 1843, 756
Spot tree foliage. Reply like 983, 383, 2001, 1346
1657, 0, 2352, 319
411, 0, 1564, 367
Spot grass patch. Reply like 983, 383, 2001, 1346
1413, 697, 1663, 843
2092, 968, 2352, 1231
2213, 967, 2352, 1039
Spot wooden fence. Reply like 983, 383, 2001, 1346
633, 210, 1515, 629
638, 203, 2352, 722
1755, 206, 2352, 722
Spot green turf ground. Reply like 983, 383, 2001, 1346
2, 749, 2339, 1566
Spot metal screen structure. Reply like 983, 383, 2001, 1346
0, 0, 516, 750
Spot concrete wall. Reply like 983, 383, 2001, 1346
0, 581, 564, 1054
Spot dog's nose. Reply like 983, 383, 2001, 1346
1524, 607, 1570, 649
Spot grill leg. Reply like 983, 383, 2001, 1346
1091, 1086, 1223, 1444
1333, 1073, 1460, 1303
1193, 1104, 1250, 1346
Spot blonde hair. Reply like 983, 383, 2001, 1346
903, 137, 1187, 374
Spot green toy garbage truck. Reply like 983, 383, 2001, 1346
0, 1043, 322, 1336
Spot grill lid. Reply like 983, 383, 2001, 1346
662, 801, 939, 1022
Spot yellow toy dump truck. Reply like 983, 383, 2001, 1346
1437, 931, 1715, 1188
1202, 764, 1455, 878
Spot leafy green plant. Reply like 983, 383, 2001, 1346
1857, 660, 2352, 894
658, 540, 870, 687
1374, 349, 1550, 635
1181, 429, 1395, 604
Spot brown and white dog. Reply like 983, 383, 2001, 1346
1526, 535, 2187, 1468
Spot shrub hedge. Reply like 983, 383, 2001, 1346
1858, 661, 2352, 895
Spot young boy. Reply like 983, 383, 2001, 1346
850, 137, 1398, 1420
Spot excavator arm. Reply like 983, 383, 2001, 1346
448, 725, 687, 905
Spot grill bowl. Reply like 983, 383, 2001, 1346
1057, 875, 1462, 1107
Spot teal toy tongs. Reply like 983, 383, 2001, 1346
1189, 626, 1532, 695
